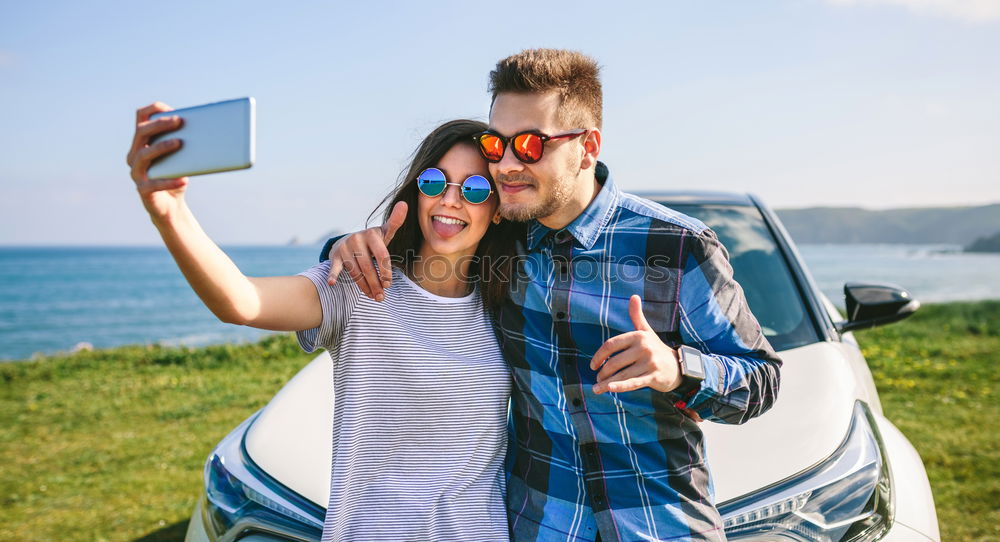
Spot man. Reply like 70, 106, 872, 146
322, 49, 781, 542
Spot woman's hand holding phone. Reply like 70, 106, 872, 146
126, 102, 188, 223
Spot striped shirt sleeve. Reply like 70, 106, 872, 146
295, 261, 363, 354
677, 228, 782, 424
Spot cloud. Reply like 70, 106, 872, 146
825, 0, 1000, 23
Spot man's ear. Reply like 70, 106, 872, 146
580, 128, 602, 170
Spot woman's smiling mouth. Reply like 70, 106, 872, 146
431, 215, 469, 238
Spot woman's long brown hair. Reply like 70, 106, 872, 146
368, 119, 524, 314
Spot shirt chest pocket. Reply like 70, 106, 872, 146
607, 390, 695, 438
608, 388, 667, 416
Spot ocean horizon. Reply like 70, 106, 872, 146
2, 243, 999, 361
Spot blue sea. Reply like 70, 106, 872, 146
2, 244, 999, 361
0, 245, 322, 361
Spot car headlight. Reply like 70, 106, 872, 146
718, 401, 893, 542
201, 412, 325, 541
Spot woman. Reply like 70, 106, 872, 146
127, 104, 519, 541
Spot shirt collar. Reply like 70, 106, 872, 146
526, 161, 619, 251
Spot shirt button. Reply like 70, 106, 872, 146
593, 494, 605, 506
572, 398, 582, 407
554, 230, 569, 243
556, 311, 566, 320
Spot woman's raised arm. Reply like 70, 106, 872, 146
126, 102, 321, 332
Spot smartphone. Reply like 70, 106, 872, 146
147, 97, 255, 179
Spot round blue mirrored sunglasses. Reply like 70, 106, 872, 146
416, 167, 493, 205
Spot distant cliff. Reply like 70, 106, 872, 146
774, 204, 1000, 245
966, 231, 1000, 253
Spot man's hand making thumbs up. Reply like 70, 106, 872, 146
590, 295, 684, 395
326, 201, 408, 302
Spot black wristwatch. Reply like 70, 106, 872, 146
674, 345, 706, 397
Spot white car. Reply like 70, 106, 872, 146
185, 192, 940, 542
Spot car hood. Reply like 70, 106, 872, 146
245, 341, 862, 508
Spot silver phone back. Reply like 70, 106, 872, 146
147, 97, 255, 179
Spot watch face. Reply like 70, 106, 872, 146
688, 353, 704, 375
682, 346, 705, 379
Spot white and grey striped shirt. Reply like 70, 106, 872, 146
297, 262, 511, 542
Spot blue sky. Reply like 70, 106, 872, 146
1, 0, 997, 245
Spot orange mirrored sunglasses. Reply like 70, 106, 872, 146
473, 129, 587, 164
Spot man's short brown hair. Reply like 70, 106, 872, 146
489, 48, 602, 129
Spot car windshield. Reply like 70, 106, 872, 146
659, 202, 819, 351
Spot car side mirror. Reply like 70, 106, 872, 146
835, 282, 920, 333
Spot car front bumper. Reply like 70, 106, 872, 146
184, 499, 209, 542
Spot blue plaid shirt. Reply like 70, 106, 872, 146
498, 163, 781, 542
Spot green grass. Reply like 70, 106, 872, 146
855, 301, 1000, 541
1, 302, 997, 540
0, 335, 314, 541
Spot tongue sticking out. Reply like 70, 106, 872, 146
432, 218, 467, 239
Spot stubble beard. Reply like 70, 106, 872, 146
497, 156, 581, 223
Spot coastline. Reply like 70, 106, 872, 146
3, 331, 285, 363
3, 243, 1000, 361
